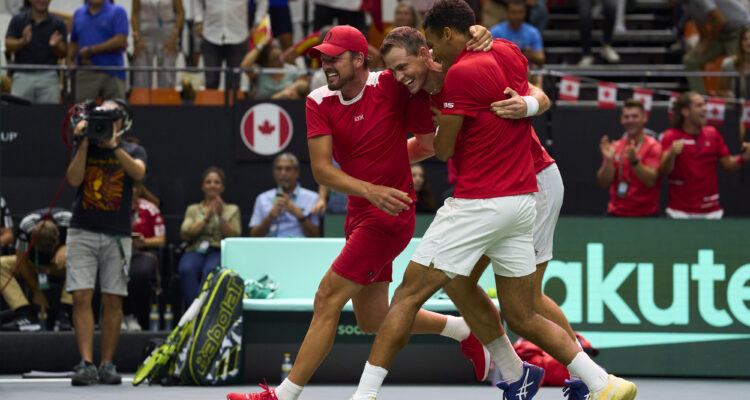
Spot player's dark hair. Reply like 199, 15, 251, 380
623, 98, 645, 112
423, 0, 475, 37
381, 26, 427, 57
671, 91, 699, 129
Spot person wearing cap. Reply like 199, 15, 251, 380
227, 24, 494, 400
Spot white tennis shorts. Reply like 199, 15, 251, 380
533, 163, 564, 265
411, 193, 536, 278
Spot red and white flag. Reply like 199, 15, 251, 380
706, 97, 726, 127
633, 88, 653, 115
597, 82, 617, 109
743, 101, 750, 130
559, 75, 580, 101
667, 91, 681, 121
240, 103, 293, 156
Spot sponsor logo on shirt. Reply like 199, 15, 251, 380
354, 114, 364, 122
443, 102, 454, 108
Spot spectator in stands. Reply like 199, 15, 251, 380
131, 0, 185, 89
194, 0, 248, 89
250, 152, 321, 238
178, 166, 240, 305
312, 0, 368, 36
241, 35, 309, 99
250, 0, 294, 50
527, 0, 550, 32
411, 163, 436, 213
0, 208, 74, 332
716, 26, 750, 99
490, 0, 545, 68
67, 0, 129, 103
0, 197, 13, 249
681, 0, 750, 94
577, 0, 620, 66
660, 91, 750, 218
4, 0, 67, 103
65, 100, 146, 386
388, 2, 422, 33
597, 99, 662, 217
124, 183, 165, 331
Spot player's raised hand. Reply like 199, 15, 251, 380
365, 184, 412, 216
670, 139, 684, 156
466, 25, 493, 52
490, 88, 527, 119
600, 135, 615, 161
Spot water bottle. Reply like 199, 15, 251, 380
163, 304, 174, 331
280, 353, 292, 382
148, 304, 160, 331
37, 311, 47, 331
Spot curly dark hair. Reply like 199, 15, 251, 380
671, 91, 700, 129
423, 0, 475, 37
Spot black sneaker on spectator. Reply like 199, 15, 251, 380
98, 361, 122, 385
71, 361, 98, 386
0, 315, 41, 331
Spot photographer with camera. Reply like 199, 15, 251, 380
65, 99, 146, 386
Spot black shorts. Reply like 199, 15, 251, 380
269, 6, 293, 35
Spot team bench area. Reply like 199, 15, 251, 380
220, 237, 489, 383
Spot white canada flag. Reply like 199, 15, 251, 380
597, 82, 617, 109
633, 88, 653, 114
559, 75, 580, 101
240, 103, 294, 155
706, 97, 726, 127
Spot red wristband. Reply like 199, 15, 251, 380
738, 155, 746, 166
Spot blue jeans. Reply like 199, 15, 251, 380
177, 248, 221, 305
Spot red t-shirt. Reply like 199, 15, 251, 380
605, 134, 662, 216
306, 70, 427, 212
409, 89, 554, 182
661, 126, 731, 214
441, 39, 537, 199
131, 199, 165, 248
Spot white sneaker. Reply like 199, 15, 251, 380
125, 315, 142, 332
600, 45, 620, 63
120, 319, 128, 331
614, 24, 626, 33
578, 55, 595, 66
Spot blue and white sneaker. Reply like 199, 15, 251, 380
563, 379, 591, 400
496, 362, 545, 400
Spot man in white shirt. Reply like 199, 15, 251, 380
194, 0, 248, 89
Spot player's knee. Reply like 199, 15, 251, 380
356, 318, 381, 334
312, 287, 344, 317
72, 291, 92, 308
502, 307, 534, 333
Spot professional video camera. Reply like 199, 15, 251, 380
65, 99, 133, 146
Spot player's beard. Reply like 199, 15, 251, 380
326, 67, 355, 91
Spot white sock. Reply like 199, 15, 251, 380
352, 361, 388, 400
567, 352, 608, 393
486, 335, 523, 383
569, 337, 584, 381
440, 315, 471, 342
275, 378, 303, 400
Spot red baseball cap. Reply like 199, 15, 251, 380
311, 25, 368, 58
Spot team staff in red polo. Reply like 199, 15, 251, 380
597, 98, 661, 217
661, 91, 750, 219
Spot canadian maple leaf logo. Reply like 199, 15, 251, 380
259, 119, 275, 135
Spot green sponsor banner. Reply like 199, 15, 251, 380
323, 215, 750, 377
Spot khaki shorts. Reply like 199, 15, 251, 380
65, 228, 131, 296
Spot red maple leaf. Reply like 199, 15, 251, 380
259, 119, 275, 135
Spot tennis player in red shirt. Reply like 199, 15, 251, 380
660, 91, 750, 219
351, 2, 637, 400
598, 99, 662, 217
227, 24, 495, 400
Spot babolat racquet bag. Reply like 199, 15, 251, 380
134, 267, 244, 386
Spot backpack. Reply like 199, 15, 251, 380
133, 267, 244, 386
513, 332, 599, 386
